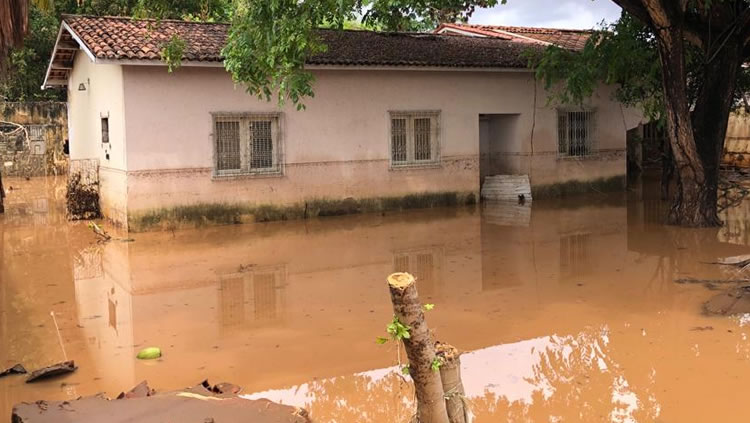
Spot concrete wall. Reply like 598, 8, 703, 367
67, 62, 641, 227
0, 102, 68, 176
67, 50, 128, 220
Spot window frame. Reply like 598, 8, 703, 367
101, 117, 109, 144
556, 108, 597, 158
388, 110, 441, 169
211, 112, 283, 178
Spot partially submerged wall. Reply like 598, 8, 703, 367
0, 101, 68, 177
114, 66, 637, 229
67, 50, 128, 223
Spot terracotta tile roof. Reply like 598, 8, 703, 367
58, 15, 542, 68
435, 23, 593, 50
63, 14, 228, 62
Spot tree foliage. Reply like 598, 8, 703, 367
531, 11, 750, 124
222, 0, 502, 109
0, 4, 60, 101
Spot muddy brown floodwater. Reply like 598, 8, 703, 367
4, 175, 750, 422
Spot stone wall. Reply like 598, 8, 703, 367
0, 102, 68, 177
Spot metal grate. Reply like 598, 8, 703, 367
414, 118, 431, 161
101, 118, 109, 143
27, 125, 44, 141
558, 110, 595, 157
389, 111, 439, 166
213, 113, 281, 176
216, 120, 241, 172
250, 120, 273, 169
391, 118, 407, 163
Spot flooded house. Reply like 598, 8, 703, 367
43, 15, 642, 230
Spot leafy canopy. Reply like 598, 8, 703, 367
222, 0, 504, 110
530, 10, 750, 123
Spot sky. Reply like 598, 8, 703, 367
470, 0, 623, 29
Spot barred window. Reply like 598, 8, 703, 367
558, 110, 595, 157
390, 111, 440, 167
27, 125, 44, 141
101, 118, 109, 144
213, 113, 281, 176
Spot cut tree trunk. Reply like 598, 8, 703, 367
655, 25, 718, 227
435, 342, 468, 423
387, 273, 449, 423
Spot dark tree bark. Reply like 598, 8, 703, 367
613, 0, 749, 227
387, 273, 449, 423
692, 36, 744, 221
0, 0, 28, 66
655, 25, 717, 226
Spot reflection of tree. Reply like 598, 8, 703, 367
471, 328, 661, 422
304, 371, 416, 423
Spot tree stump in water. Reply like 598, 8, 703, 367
436, 342, 468, 423
387, 272, 449, 423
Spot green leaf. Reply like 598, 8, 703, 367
431, 357, 442, 372
423, 304, 435, 311
401, 365, 410, 375
375, 336, 389, 345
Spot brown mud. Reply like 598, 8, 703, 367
4, 175, 750, 422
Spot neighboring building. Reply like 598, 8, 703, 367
0, 102, 68, 177
44, 15, 641, 231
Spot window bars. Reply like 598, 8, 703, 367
27, 125, 44, 141
101, 118, 109, 144
557, 110, 596, 157
213, 113, 281, 176
390, 111, 440, 167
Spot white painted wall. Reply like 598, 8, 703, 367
67, 63, 642, 225
67, 50, 128, 219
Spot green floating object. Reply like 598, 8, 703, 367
136, 347, 162, 360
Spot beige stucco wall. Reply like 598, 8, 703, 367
67, 50, 128, 220
115, 66, 637, 221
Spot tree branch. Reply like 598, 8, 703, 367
612, 0, 655, 29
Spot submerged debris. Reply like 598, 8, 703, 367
703, 286, 750, 316
675, 277, 749, 285
26, 361, 77, 383
0, 364, 27, 378
12, 380, 311, 423
66, 172, 100, 220
116, 380, 155, 399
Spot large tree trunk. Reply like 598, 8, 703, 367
387, 273, 449, 423
655, 26, 719, 227
692, 36, 744, 216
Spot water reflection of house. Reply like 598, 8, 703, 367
69, 209, 482, 392
393, 247, 443, 297
219, 265, 287, 328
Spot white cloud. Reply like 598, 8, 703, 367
470, 0, 622, 29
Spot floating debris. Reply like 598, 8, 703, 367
26, 361, 77, 383
12, 380, 310, 423
0, 364, 27, 378
704, 286, 750, 316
